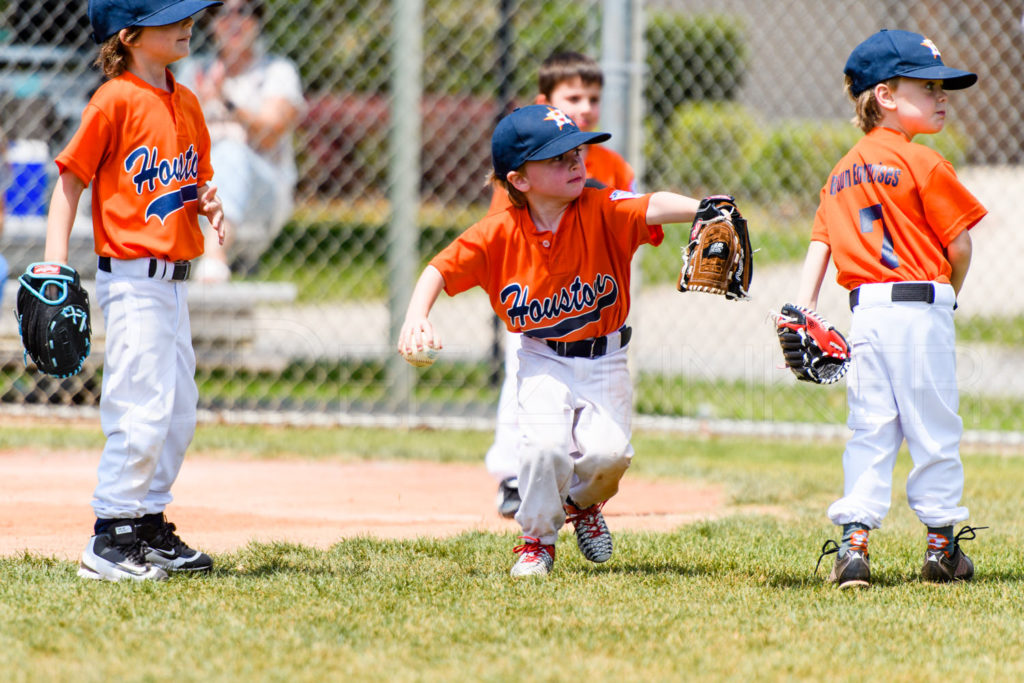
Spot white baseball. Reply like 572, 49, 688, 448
403, 346, 439, 367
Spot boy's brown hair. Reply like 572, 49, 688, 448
487, 170, 527, 208
537, 51, 603, 99
94, 28, 143, 79
846, 75, 900, 134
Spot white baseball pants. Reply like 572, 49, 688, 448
484, 329, 522, 483
514, 335, 633, 545
93, 266, 198, 519
828, 282, 968, 529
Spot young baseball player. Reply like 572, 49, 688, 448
43, 0, 225, 581
487, 51, 636, 520
797, 30, 987, 588
399, 104, 740, 576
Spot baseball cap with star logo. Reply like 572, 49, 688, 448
88, 0, 223, 44
844, 29, 977, 96
491, 104, 611, 178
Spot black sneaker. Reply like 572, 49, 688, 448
564, 499, 613, 563
136, 514, 213, 573
816, 539, 870, 589
921, 525, 986, 583
78, 521, 168, 582
496, 477, 521, 519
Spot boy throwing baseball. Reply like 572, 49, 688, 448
795, 30, 987, 588
399, 104, 742, 576
487, 51, 635, 520
44, 0, 224, 581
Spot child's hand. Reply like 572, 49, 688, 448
398, 317, 442, 357
199, 184, 225, 244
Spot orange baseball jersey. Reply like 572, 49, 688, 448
584, 144, 635, 192
56, 70, 214, 262
432, 187, 661, 341
811, 127, 986, 290
487, 143, 635, 215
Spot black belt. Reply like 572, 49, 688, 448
98, 256, 192, 281
540, 326, 632, 358
849, 282, 935, 311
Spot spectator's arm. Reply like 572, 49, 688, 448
234, 97, 301, 152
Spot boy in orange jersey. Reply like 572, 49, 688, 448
487, 51, 635, 520
399, 104, 743, 576
795, 30, 987, 588
43, 0, 225, 581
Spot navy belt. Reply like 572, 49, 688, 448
98, 256, 192, 281
540, 326, 632, 358
849, 282, 934, 311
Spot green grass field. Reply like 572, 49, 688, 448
2, 424, 1023, 680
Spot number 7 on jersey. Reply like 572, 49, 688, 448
859, 203, 899, 269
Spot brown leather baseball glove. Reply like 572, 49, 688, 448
678, 195, 753, 300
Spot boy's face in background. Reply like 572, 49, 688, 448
537, 77, 602, 132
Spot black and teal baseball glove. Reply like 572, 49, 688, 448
15, 262, 92, 378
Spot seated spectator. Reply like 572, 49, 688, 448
176, 0, 305, 282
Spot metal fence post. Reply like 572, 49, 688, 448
626, 0, 645, 190
387, 0, 423, 414
600, 0, 630, 155
602, 0, 646, 402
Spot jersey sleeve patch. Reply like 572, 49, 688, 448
609, 190, 642, 201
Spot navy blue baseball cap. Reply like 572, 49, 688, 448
492, 104, 611, 178
844, 29, 977, 96
88, 0, 223, 44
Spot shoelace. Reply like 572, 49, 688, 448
927, 525, 989, 559
512, 536, 550, 562
954, 525, 987, 543
121, 539, 152, 565
565, 501, 606, 539
815, 539, 840, 574
151, 522, 189, 554
950, 525, 988, 554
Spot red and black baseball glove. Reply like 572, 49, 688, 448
775, 303, 849, 384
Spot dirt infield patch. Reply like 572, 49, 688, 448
0, 450, 727, 560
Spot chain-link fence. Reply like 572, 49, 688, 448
1, 0, 1023, 433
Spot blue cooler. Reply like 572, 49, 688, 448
5, 139, 50, 217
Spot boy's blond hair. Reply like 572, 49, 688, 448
538, 51, 603, 100
846, 75, 900, 134
94, 28, 143, 79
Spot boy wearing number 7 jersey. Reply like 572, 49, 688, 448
795, 30, 987, 588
